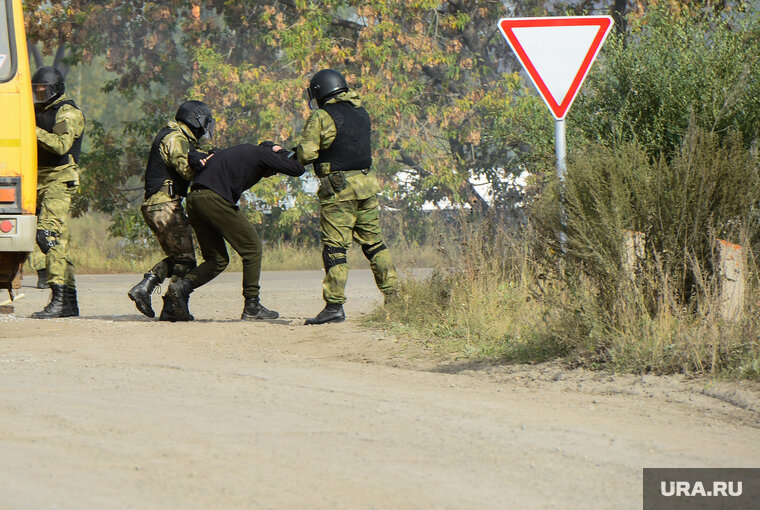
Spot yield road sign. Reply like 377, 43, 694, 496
498, 16, 614, 120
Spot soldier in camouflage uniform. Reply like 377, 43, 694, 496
297, 69, 398, 325
127, 100, 215, 320
30, 66, 85, 319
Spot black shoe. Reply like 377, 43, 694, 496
62, 286, 79, 317
31, 283, 65, 319
36, 269, 49, 289
166, 279, 194, 322
305, 303, 345, 325
128, 273, 160, 318
241, 297, 279, 320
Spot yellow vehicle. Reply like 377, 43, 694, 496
0, 0, 36, 300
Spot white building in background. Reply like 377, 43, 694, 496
393, 168, 530, 211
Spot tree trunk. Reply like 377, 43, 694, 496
612, 0, 628, 37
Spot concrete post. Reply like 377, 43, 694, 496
717, 239, 745, 321
622, 230, 645, 277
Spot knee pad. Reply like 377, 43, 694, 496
322, 244, 347, 272
362, 241, 387, 261
35, 230, 59, 254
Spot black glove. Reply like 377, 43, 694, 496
188, 150, 210, 173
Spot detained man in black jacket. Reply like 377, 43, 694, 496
166, 142, 305, 321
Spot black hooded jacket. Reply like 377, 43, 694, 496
191, 143, 305, 205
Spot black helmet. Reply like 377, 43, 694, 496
306, 69, 348, 109
31, 66, 65, 108
175, 100, 215, 140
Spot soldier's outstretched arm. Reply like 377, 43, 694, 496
36, 106, 85, 156
259, 145, 306, 177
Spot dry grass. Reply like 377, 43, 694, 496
372, 218, 760, 380
25, 212, 437, 274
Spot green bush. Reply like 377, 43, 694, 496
531, 125, 760, 311
526, 125, 760, 376
575, 7, 760, 155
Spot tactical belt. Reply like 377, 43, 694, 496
342, 169, 369, 176
318, 168, 369, 178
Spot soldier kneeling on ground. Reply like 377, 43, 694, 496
165, 142, 305, 321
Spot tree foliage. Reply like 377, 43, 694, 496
574, 4, 760, 156
24, 0, 751, 243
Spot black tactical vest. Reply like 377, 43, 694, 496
35, 100, 84, 168
315, 102, 372, 173
144, 127, 191, 199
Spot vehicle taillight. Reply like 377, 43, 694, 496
0, 188, 16, 203
0, 177, 21, 214
0, 220, 13, 233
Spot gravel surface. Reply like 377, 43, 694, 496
1, 270, 758, 509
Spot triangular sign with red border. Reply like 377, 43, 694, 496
498, 16, 613, 120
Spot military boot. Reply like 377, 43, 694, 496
241, 297, 279, 321
158, 295, 177, 322
166, 279, 194, 322
31, 283, 65, 319
128, 273, 160, 318
304, 303, 345, 325
36, 268, 49, 289
159, 294, 195, 322
62, 286, 80, 317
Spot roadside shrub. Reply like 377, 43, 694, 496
376, 213, 567, 361
525, 124, 760, 376
575, 6, 760, 155
377, 126, 760, 379
537, 125, 760, 312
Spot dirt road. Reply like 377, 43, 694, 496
1, 271, 759, 509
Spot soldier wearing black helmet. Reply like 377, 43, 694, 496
127, 100, 215, 321
296, 69, 398, 325
30, 66, 86, 319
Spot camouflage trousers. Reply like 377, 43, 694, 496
319, 195, 398, 304
28, 246, 45, 271
36, 181, 76, 287
141, 199, 196, 282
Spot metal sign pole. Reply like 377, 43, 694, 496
555, 118, 567, 181
555, 119, 568, 249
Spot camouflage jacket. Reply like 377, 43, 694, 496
143, 120, 202, 207
297, 91, 380, 203
36, 94, 86, 188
